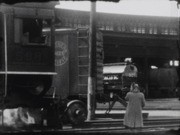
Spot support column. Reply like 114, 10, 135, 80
87, 1, 97, 121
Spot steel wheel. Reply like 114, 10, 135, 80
66, 100, 87, 125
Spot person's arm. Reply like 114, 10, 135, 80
141, 93, 145, 108
125, 92, 130, 101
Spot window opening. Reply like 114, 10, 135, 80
14, 18, 51, 45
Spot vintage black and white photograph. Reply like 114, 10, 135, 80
0, 0, 179, 134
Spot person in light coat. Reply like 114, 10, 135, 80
123, 83, 145, 128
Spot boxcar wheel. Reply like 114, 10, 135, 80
66, 100, 87, 125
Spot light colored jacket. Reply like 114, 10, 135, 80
123, 91, 145, 128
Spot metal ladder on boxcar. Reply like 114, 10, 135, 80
77, 29, 89, 95
77, 29, 104, 97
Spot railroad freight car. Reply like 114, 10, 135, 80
47, 28, 104, 125
0, 2, 104, 126
0, 2, 116, 128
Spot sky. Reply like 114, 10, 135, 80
55, 0, 179, 17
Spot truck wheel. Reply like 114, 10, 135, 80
66, 100, 87, 125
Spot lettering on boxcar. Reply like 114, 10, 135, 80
55, 41, 68, 66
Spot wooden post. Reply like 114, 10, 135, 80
87, 1, 96, 121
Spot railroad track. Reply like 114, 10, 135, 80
81, 118, 180, 128
0, 118, 179, 134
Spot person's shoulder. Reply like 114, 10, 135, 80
126, 92, 132, 95
139, 92, 145, 96
128, 91, 134, 95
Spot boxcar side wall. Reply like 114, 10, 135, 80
69, 31, 80, 96
53, 29, 88, 99
53, 29, 104, 99
53, 31, 70, 99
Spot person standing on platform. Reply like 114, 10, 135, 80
123, 82, 145, 129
